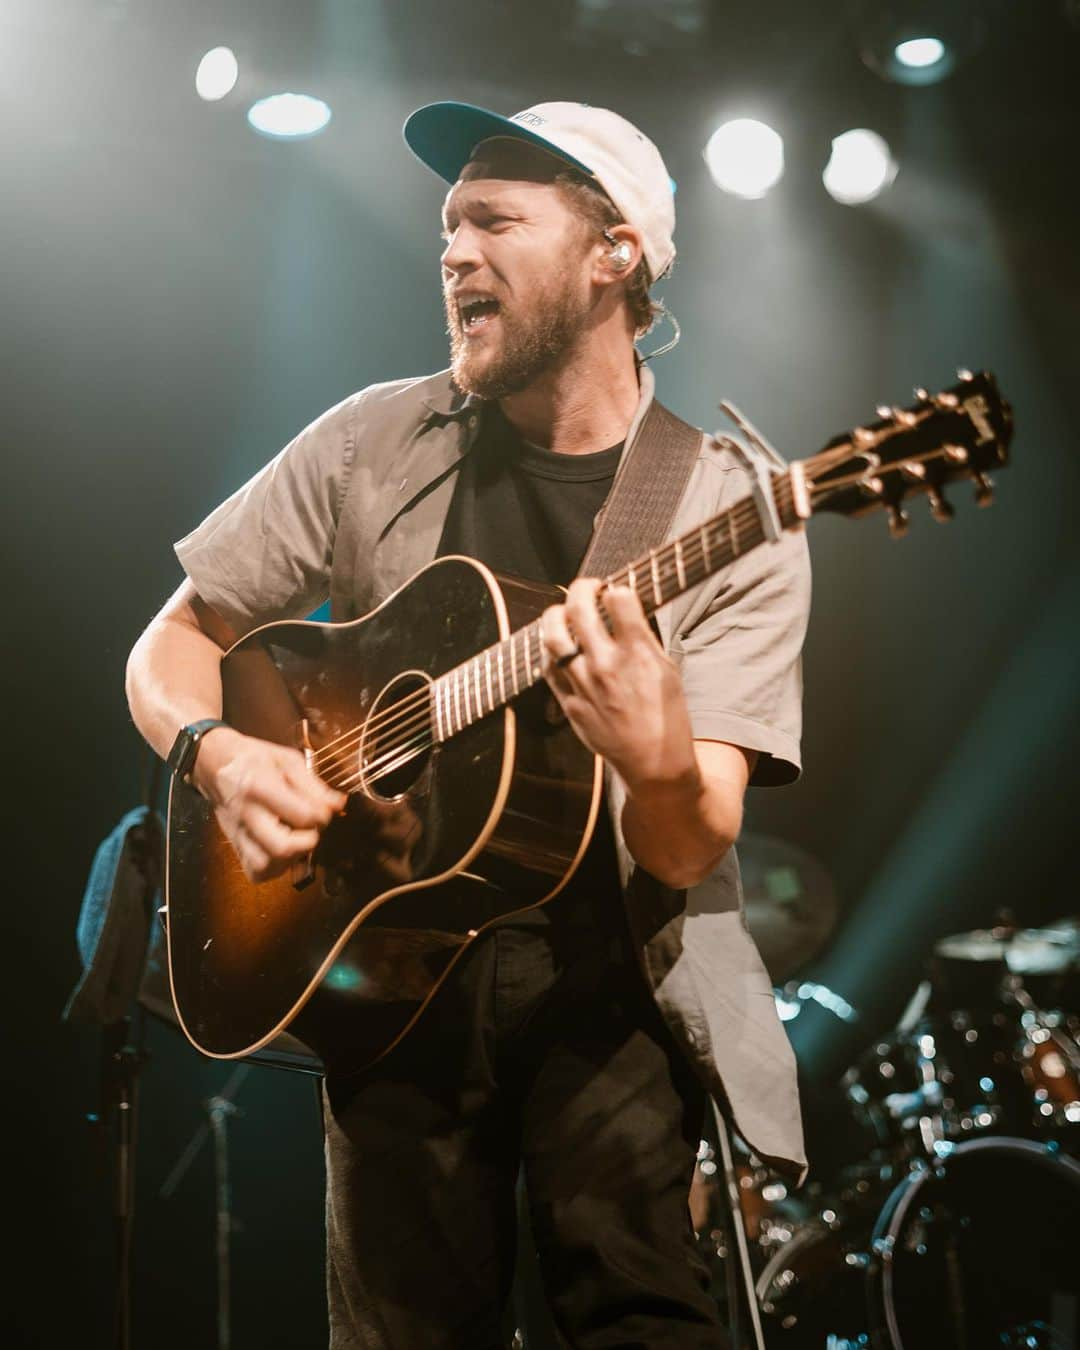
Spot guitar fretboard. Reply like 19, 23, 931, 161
428, 471, 800, 743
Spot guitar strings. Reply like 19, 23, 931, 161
307, 474, 807, 776
307, 489, 789, 786
305, 490, 782, 793
331, 486, 780, 769
305, 491, 774, 784
344, 479, 846, 793
340, 485, 804, 791
332, 735, 431, 794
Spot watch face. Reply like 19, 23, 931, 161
170, 720, 225, 780
168, 728, 196, 779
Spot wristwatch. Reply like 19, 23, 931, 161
167, 718, 230, 784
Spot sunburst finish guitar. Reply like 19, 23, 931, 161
166, 372, 1012, 1075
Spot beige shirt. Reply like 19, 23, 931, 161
176, 365, 812, 1179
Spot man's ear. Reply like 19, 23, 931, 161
595, 224, 644, 284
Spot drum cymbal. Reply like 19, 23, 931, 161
738, 831, 840, 982
934, 919, 1080, 975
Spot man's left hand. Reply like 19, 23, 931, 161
541, 578, 697, 793
541, 579, 752, 889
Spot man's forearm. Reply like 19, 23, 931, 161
125, 611, 228, 761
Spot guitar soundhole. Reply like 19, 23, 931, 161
359, 670, 433, 802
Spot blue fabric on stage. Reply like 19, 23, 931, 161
64, 805, 164, 1025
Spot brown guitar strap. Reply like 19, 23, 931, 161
577, 396, 703, 580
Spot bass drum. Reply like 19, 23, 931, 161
867, 1137, 1080, 1349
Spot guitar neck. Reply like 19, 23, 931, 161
428, 469, 804, 744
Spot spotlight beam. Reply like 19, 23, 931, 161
788, 562, 1080, 1079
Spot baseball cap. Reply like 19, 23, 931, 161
403, 100, 676, 282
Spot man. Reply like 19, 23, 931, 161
126, 101, 811, 1348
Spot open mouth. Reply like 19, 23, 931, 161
458, 295, 501, 334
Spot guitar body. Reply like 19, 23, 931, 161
166, 557, 602, 1075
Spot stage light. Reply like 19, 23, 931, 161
195, 47, 238, 102
703, 119, 784, 200
894, 36, 947, 68
855, 0, 982, 85
247, 93, 332, 140
822, 129, 897, 206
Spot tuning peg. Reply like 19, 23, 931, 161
900, 461, 926, 483
972, 472, 994, 508
913, 386, 930, 402
887, 504, 910, 539
875, 404, 894, 420
957, 367, 975, 382
927, 487, 954, 523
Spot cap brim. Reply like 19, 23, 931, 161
403, 101, 593, 185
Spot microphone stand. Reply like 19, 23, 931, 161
93, 1013, 148, 1350
209, 1091, 241, 1350
160, 1064, 250, 1350
710, 1099, 767, 1350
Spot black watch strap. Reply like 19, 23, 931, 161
167, 718, 229, 783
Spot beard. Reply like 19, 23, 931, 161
445, 269, 592, 400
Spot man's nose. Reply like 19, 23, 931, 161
440, 225, 482, 278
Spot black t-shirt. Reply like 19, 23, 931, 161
436, 404, 623, 929
438, 404, 622, 587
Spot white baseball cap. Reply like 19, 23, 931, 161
403, 100, 676, 282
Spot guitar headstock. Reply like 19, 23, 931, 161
804, 370, 1013, 536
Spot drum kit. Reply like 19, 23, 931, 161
702, 840, 1080, 1349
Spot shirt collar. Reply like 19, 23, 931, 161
419, 373, 485, 425
418, 358, 655, 434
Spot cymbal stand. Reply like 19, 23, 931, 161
710, 1100, 767, 1350
160, 1064, 250, 1350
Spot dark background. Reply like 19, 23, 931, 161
3, 0, 1078, 1345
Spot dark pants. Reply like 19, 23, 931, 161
323, 909, 727, 1349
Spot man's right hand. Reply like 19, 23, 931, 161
190, 727, 348, 882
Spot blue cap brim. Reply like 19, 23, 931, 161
403, 101, 594, 186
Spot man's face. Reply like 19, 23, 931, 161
440, 148, 594, 400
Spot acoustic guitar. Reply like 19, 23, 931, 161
165, 371, 1012, 1075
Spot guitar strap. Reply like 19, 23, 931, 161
577, 396, 703, 581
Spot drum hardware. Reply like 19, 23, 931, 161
932, 920, 1080, 974
743, 1137, 1080, 1347
843, 918, 1080, 1172
730, 917, 1080, 1345
692, 1120, 819, 1345
736, 833, 841, 985
1020, 1025, 1080, 1124
1003, 974, 1080, 1131
841, 1029, 1002, 1164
